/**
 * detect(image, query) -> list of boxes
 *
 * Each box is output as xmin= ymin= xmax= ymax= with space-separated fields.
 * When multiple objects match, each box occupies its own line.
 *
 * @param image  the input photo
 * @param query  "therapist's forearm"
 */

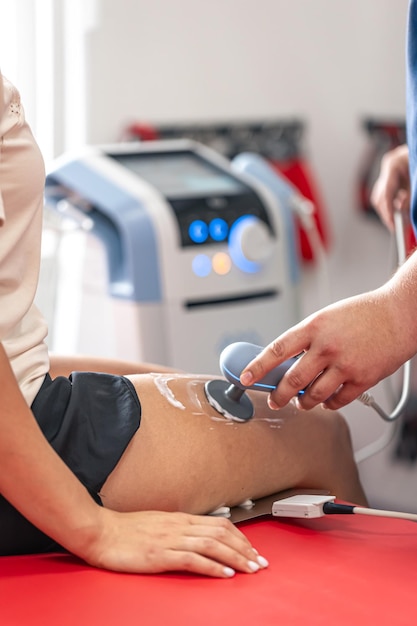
xmin=382 ymin=246 xmax=417 ymax=355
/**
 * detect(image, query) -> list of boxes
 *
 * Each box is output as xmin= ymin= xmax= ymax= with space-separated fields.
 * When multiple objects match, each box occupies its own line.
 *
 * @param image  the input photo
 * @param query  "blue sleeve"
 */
xmin=407 ymin=0 xmax=417 ymax=235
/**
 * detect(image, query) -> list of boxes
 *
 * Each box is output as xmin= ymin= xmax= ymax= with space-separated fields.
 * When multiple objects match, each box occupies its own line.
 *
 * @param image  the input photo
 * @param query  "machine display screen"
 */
xmin=109 ymin=151 xmax=248 ymax=198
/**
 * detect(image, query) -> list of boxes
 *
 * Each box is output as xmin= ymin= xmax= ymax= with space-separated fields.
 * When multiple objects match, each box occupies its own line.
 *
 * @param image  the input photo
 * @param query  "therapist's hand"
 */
xmin=370 ymin=144 xmax=410 ymax=232
xmin=240 ymin=287 xmax=412 ymax=412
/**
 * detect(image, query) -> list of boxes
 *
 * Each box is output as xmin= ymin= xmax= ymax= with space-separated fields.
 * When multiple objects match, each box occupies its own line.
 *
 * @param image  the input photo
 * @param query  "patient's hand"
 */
xmin=81 ymin=508 xmax=268 ymax=578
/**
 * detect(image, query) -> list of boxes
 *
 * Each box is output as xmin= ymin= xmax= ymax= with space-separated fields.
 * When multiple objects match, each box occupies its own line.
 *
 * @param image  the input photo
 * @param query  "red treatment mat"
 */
xmin=1 ymin=513 xmax=416 ymax=626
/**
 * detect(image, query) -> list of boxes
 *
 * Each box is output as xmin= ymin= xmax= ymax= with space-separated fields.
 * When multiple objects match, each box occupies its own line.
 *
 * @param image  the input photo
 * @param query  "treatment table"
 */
xmin=1 ymin=496 xmax=416 ymax=625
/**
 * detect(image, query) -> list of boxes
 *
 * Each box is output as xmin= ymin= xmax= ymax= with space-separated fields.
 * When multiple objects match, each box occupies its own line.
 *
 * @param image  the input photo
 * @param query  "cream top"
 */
xmin=0 ymin=72 xmax=49 ymax=405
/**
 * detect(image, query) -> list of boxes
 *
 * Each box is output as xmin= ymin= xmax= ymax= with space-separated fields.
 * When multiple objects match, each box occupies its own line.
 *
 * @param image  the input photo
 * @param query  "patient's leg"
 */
xmin=100 ymin=373 xmax=367 ymax=513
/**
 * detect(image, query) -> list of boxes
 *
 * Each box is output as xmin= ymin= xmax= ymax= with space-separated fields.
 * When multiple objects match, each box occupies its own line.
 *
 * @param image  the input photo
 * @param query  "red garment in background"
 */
xmin=270 ymin=158 xmax=331 ymax=263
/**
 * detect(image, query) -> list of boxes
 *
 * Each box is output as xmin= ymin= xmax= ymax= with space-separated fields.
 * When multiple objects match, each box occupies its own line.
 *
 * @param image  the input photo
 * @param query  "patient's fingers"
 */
xmin=169 ymin=517 xmax=269 ymax=578
xmin=89 ymin=509 xmax=269 ymax=578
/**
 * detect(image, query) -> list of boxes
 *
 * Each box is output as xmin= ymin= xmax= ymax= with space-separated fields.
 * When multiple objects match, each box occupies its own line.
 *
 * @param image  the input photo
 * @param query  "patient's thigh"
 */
xmin=100 ymin=372 xmax=349 ymax=514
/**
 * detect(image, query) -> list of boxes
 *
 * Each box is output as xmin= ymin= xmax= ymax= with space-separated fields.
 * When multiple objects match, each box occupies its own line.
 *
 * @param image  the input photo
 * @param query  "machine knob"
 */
xmin=228 ymin=215 xmax=274 ymax=273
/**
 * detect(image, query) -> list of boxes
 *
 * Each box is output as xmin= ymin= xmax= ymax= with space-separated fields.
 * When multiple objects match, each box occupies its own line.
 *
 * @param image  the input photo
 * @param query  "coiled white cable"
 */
xmin=355 ymin=210 xmax=412 ymax=463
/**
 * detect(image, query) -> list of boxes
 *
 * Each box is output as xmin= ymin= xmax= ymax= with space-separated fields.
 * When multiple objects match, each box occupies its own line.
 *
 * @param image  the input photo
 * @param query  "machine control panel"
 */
xmin=109 ymin=150 xmax=274 ymax=249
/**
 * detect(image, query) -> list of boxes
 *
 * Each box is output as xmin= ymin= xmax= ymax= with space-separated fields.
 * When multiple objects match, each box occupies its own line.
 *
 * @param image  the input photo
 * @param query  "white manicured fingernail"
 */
xmin=223 ymin=567 xmax=235 ymax=577
xmin=257 ymin=555 xmax=269 ymax=568
xmin=248 ymin=560 xmax=260 ymax=572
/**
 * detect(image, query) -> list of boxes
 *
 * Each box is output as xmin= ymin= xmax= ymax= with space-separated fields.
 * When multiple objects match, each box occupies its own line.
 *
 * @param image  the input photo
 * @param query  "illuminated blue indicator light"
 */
xmin=192 ymin=254 xmax=211 ymax=277
xmin=209 ymin=218 xmax=228 ymax=242
xmin=189 ymin=220 xmax=209 ymax=244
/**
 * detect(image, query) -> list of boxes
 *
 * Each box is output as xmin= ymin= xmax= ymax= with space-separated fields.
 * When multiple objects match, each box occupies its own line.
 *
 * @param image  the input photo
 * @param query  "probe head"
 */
xmin=204 ymin=379 xmax=254 ymax=422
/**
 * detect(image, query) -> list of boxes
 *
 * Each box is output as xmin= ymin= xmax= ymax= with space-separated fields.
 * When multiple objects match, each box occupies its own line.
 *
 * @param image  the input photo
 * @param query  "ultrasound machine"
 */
xmin=43 ymin=140 xmax=300 ymax=374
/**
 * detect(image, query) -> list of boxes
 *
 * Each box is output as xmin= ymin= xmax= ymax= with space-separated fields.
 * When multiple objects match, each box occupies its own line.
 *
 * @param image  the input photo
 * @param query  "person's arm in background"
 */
xmin=0 ymin=342 xmax=263 ymax=578
xmin=370 ymin=143 xmax=411 ymax=232
xmin=240 ymin=249 xmax=417 ymax=412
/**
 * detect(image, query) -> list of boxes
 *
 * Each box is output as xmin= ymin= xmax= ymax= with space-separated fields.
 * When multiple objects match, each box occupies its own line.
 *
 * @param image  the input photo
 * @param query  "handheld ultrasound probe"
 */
xmin=205 ymin=206 xmax=410 ymax=424
xmin=204 ymin=342 xmax=301 ymax=421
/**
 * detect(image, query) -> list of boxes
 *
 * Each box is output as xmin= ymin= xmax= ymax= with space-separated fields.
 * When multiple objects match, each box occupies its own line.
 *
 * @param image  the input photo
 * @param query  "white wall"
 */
xmin=75 ymin=0 xmax=410 ymax=318
xmin=57 ymin=0 xmax=410 ymax=277
xmin=82 ymin=0 xmax=408 ymax=258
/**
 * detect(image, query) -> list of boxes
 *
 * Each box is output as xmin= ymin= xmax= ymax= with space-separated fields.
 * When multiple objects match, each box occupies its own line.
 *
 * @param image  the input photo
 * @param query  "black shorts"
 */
xmin=0 ymin=372 xmax=141 ymax=556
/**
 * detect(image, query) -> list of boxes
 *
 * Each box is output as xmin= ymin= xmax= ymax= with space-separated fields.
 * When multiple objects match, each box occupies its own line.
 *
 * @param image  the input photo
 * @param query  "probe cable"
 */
xmin=322 ymin=500 xmax=417 ymax=523
xmin=356 ymin=209 xmax=411 ymax=423
xmin=354 ymin=210 xmax=412 ymax=463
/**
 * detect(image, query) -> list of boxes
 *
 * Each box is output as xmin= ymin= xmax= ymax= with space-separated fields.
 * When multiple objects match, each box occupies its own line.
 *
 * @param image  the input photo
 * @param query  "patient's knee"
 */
xmin=331 ymin=410 xmax=354 ymax=449
xmin=310 ymin=408 xmax=357 ymax=472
